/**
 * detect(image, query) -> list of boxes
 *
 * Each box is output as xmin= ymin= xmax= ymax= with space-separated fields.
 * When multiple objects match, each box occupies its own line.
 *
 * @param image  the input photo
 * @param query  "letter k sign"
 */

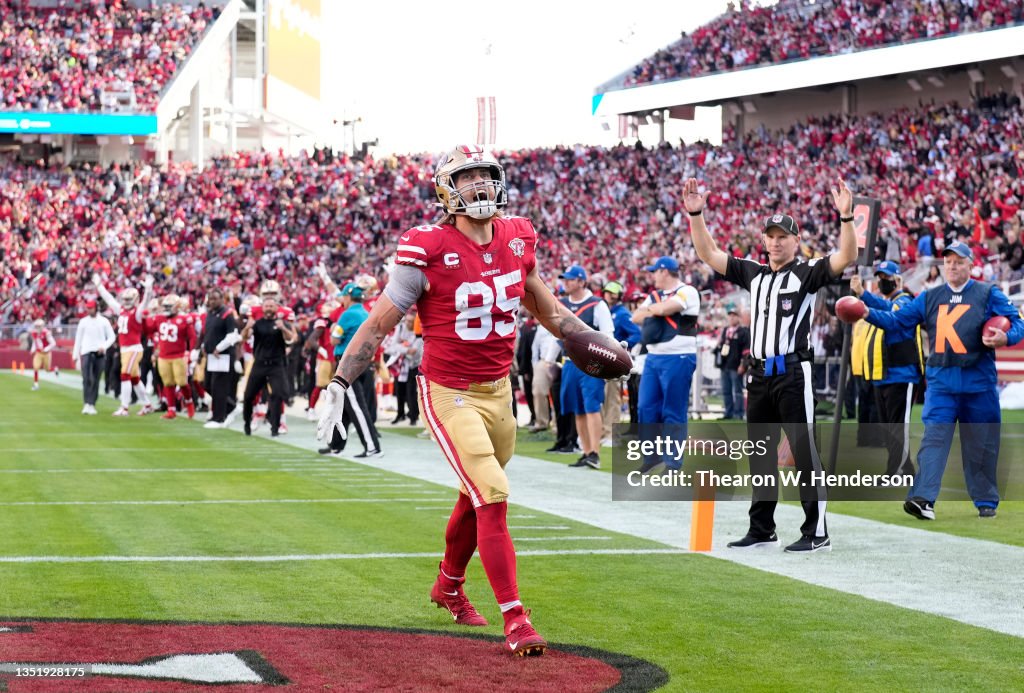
xmin=935 ymin=304 xmax=969 ymax=353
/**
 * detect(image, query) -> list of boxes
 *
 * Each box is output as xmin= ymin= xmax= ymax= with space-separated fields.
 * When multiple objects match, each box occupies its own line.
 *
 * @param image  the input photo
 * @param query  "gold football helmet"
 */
xmin=434 ymin=145 xmax=507 ymax=220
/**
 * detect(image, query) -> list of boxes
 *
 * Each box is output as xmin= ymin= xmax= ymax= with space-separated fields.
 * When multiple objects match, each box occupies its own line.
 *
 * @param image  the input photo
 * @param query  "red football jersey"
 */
xmin=114 ymin=308 xmax=146 ymax=349
xmin=30 ymin=328 xmax=55 ymax=354
xmin=153 ymin=313 xmax=197 ymax=359
xmin=313 ymin=316 xmax=333 ymax=358
xmin=395 ymin=216 xmax=537 ymax=389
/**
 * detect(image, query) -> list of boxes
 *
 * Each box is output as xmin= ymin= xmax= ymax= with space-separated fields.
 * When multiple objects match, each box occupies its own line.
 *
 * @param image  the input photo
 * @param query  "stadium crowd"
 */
xmin=2 ymin=96 xmax=1024 ymax=330
xmin=0 ymin=0 xmax=218 ymax=112
xmin=623 ymin=0 xmax=1024 ymax=87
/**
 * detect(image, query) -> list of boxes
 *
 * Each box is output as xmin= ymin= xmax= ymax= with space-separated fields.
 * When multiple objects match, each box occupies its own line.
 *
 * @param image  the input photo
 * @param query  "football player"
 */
xmin=304 ymin=298 xmax=340 ymax=420
xmin=316 ymin=145 xmax=602 ymax=657
xmin=153 ymin=293 xmax=197 ymax=419
xmin=94 ymin=274 xmax=155 ymax=415
xmin=29 ymin=318 xmax=57 ymax=390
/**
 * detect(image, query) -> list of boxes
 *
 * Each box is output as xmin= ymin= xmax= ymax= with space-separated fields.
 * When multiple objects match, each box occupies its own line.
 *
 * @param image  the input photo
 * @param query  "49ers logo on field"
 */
xmin=0 ymin=618 xmax=667 ymax=691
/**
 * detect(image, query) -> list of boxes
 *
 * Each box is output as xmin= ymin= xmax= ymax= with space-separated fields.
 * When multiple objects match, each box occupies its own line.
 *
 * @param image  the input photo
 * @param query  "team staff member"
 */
xmin=687 ymin=176 xmax=858 ymax=553
xmin=558 ymin=265 xmax=615 ymax=470
xmin=718 ymin=307 xmax=751 ymax=420
xmin=317 ymin=145 xmax=608 ymax=656
xmin=322 ymin=283 xmax=381 ymax=458
xmin=241 ymin=281 xmax=296 ymax=437
xmin=631 ymin=256 xmax=700 ymax=473
xmin=600 ymin=281 xmax=641 ymax=443
xmin=72 ymin=299 xmax=116 ymax=415
xmin=861 ymin=242 xmax=1024 ymax=519
xmin=850 ymin=261 xmax=922 ymax=476
xmin=200 ymin=288 xmax=241 ymax=429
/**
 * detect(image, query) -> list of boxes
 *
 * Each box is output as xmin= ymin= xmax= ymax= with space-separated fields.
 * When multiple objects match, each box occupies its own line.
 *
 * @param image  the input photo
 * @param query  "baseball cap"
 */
xmin=602 ymin=280 xmax=624 ymax=296
xmin=764 ymin=213 xmax=799 ymax=235
xmin=644 ymin=256 xmax=680 ymax=272
xmin=943 ymin=241 xmax=974 ymax=260
xmin=339 ymin=282 xmax=365 ymax=299
xmin=559 ymin=265 xmax=587 ymax=281
xmin=727 ymin=306 xmax=739 ymax=315
xmin=874 ymin=260 xmax=901 ymax=277
xmin=85 ymin=299 xmax=97 ymax=309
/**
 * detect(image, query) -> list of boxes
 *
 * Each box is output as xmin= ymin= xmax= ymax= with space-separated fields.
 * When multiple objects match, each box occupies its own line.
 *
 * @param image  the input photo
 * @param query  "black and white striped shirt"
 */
xmin=725 ymin=256 xmax=836 ymax=360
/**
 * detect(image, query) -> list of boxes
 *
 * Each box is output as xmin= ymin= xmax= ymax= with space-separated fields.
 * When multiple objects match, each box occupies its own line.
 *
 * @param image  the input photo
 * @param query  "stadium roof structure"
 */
xmin=593 ymin=23 xmax=1024 ymax=134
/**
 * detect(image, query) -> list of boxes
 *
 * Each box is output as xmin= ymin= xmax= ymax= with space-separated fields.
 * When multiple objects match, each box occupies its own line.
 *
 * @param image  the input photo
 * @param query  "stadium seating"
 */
xmin=1 ymin=98 xmax=1023 ymax=327
xmin=620 ymin=0 xmax=1024 ymax=88
xmin=0 ymin=0 xmax=218 ymax=112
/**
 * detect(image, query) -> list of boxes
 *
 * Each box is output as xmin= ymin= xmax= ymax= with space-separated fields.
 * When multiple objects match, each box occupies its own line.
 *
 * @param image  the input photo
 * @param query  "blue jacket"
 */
xmin=860 ymin=289 xmax=921 ymax=385
xmin=610 ymin=303 xmax=641 ymax=348
xmin=865 ymin=280 xmax=1024 ymax=393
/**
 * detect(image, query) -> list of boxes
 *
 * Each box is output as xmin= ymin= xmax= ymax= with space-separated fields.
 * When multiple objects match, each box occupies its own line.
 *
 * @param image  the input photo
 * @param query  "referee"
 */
xmin=686 ymin=176 xmax=858 ymax=553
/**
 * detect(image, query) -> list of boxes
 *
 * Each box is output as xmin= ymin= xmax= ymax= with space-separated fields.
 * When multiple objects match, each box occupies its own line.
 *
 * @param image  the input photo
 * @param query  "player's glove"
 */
xmin=316 ymin=376 xmax=349 ymax=442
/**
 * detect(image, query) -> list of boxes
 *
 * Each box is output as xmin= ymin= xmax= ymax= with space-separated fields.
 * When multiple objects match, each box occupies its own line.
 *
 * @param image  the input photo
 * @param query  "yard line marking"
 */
xmin=0 ymin=498 xmax=440 ymax=507
xmin=0 ymin=468 xmax=312 ymax=474
xmin=514 ymin=536 xmax=610 ymax=542
xmin=0 ymin=548 xmax=686 ymax=564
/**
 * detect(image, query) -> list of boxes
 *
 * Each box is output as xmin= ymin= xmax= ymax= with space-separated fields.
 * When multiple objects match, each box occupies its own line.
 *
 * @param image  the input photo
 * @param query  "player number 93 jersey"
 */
xmin=395 ymin=216 xmax=538 ymax=390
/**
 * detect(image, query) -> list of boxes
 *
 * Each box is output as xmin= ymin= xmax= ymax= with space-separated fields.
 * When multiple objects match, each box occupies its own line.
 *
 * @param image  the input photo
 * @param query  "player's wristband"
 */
xmin=331 ymin=375 xmax=350 ymax=389
xmin=840 ymin=215 xmax=854 ymax=223
xmin=688 ymin=209 xmax=704 ymax=217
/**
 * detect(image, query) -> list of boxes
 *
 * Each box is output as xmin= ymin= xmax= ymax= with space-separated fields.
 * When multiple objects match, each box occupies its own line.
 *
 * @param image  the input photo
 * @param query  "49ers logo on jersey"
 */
xmin=0 ymin=618 xmax=666 ymax=691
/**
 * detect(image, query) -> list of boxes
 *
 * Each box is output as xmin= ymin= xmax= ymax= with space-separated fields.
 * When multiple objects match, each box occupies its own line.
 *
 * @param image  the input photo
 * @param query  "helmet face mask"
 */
xmin=161 ymin=294 xmax=179 ymax=315
xmin=259 ymin=280 xmax=281 ymax=301
xmin=434 ymin=145 xmax=507 ymax=220
xmin=119 ymin=287 xmax=139 ymax=309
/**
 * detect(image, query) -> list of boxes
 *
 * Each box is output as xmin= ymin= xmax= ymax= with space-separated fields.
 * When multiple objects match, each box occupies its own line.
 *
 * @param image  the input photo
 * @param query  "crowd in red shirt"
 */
xmin=2 ymin=98 xmax=1023 ymax=326
xmin=0 ymin=0 xmax=217 ymax=112
xmin=622 ymin=0 xmax=1024 ymax=88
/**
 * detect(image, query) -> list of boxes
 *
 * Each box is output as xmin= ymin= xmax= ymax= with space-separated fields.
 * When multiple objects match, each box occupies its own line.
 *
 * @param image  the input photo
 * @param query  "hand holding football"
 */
xmin=983 ymin=315 xmax=1012 ymax=348
xmin=835 ymin=296 xmax=868 ymax=324
xmin=563 ymin=331 xmax=632 ymax=380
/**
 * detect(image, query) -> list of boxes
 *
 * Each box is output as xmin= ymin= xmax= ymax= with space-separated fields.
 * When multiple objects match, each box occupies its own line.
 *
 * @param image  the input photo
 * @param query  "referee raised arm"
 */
xmin=686 ymin=177 xmax=858 ymax=553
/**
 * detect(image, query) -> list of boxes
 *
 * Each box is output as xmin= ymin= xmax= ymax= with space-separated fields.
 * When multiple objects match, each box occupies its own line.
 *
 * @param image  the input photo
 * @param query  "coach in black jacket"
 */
xmin=201 ymin=288 xmax=240 ymax=428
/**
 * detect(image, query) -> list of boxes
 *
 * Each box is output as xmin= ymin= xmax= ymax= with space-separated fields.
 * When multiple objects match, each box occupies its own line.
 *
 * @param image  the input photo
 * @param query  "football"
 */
xmin=835 ymin=296 xmax=868 ymax=324
xmin=563 ymin=331 xmax=633 ymax=379
xmin=984 ymin=315 xmax=1012 ymax=343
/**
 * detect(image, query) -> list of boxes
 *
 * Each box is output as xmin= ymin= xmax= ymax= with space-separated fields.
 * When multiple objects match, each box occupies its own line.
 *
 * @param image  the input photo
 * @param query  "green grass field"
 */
xmin=2 ymin=372 xmax=1023 ymax=692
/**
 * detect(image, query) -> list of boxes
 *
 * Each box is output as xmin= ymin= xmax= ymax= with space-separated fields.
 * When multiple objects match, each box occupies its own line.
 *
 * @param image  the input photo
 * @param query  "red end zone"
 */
xmin=0 ymin=619 xmax=668 ymax=692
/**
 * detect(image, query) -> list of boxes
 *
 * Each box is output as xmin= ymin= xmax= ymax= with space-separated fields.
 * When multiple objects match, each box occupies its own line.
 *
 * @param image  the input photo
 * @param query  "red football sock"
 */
xmin=194 ymin=382 xmax=206 ymax=398
xmin=474 ymin=501 xmax=519 ymax=606
xmin=34 ymin=370 xmax=39 ymax=383
xmin=440 ymin=492 xmax=477 ymax=582
xmin=163 ymin=386 xmax=177 ymax=408
xmin=180 ymin=383 xmax=192 ymax=401
xmin=131 ymin=377 xmax=140 ymax=386
xmin=309 ymin=387 xmax=322 ymax=409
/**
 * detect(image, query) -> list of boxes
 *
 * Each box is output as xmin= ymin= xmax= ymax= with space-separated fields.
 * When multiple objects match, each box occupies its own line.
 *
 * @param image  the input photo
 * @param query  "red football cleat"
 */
xmin=161 ymin=410 xmax=176 ymax=420
xmin=186 ymin=401 xmax=196 ymax=419
xmin=504 ymin=608 xmax=546 ymax=657
xmin=430 ymin=574 xmax=488 ymax=626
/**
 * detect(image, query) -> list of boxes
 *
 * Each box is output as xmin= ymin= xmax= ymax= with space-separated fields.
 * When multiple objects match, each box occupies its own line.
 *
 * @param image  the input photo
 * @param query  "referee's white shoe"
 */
xmin=726 ymin=532 xmax=780 ymax=549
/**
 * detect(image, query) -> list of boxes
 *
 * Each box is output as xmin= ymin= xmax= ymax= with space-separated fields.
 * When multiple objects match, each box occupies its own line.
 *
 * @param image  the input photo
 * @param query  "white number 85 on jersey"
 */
xmin=454 ymin=270 xmax=521 ymax=341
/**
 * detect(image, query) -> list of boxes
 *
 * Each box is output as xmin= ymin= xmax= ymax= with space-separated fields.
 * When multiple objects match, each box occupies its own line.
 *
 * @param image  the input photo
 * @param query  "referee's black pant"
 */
xmin=745 ymin=362 xmax=827 ymax=539
xmin=873 ymin=382 xmax=916 ymax=477
xmin=243 ymin=357 xmax=288 ymax=434
xmin=329 ymin=368 xmax=381 ymax=453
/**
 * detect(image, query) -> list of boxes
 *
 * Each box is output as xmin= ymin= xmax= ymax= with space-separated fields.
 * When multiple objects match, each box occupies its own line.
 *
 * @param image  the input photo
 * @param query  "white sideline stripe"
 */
xmin=0 ymin=548 xmax=686 ymax=564
xmin=509 ymin=525 xmax=571 ymax=530
xmin=0 ymin=498 xmax=440 ymax=507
